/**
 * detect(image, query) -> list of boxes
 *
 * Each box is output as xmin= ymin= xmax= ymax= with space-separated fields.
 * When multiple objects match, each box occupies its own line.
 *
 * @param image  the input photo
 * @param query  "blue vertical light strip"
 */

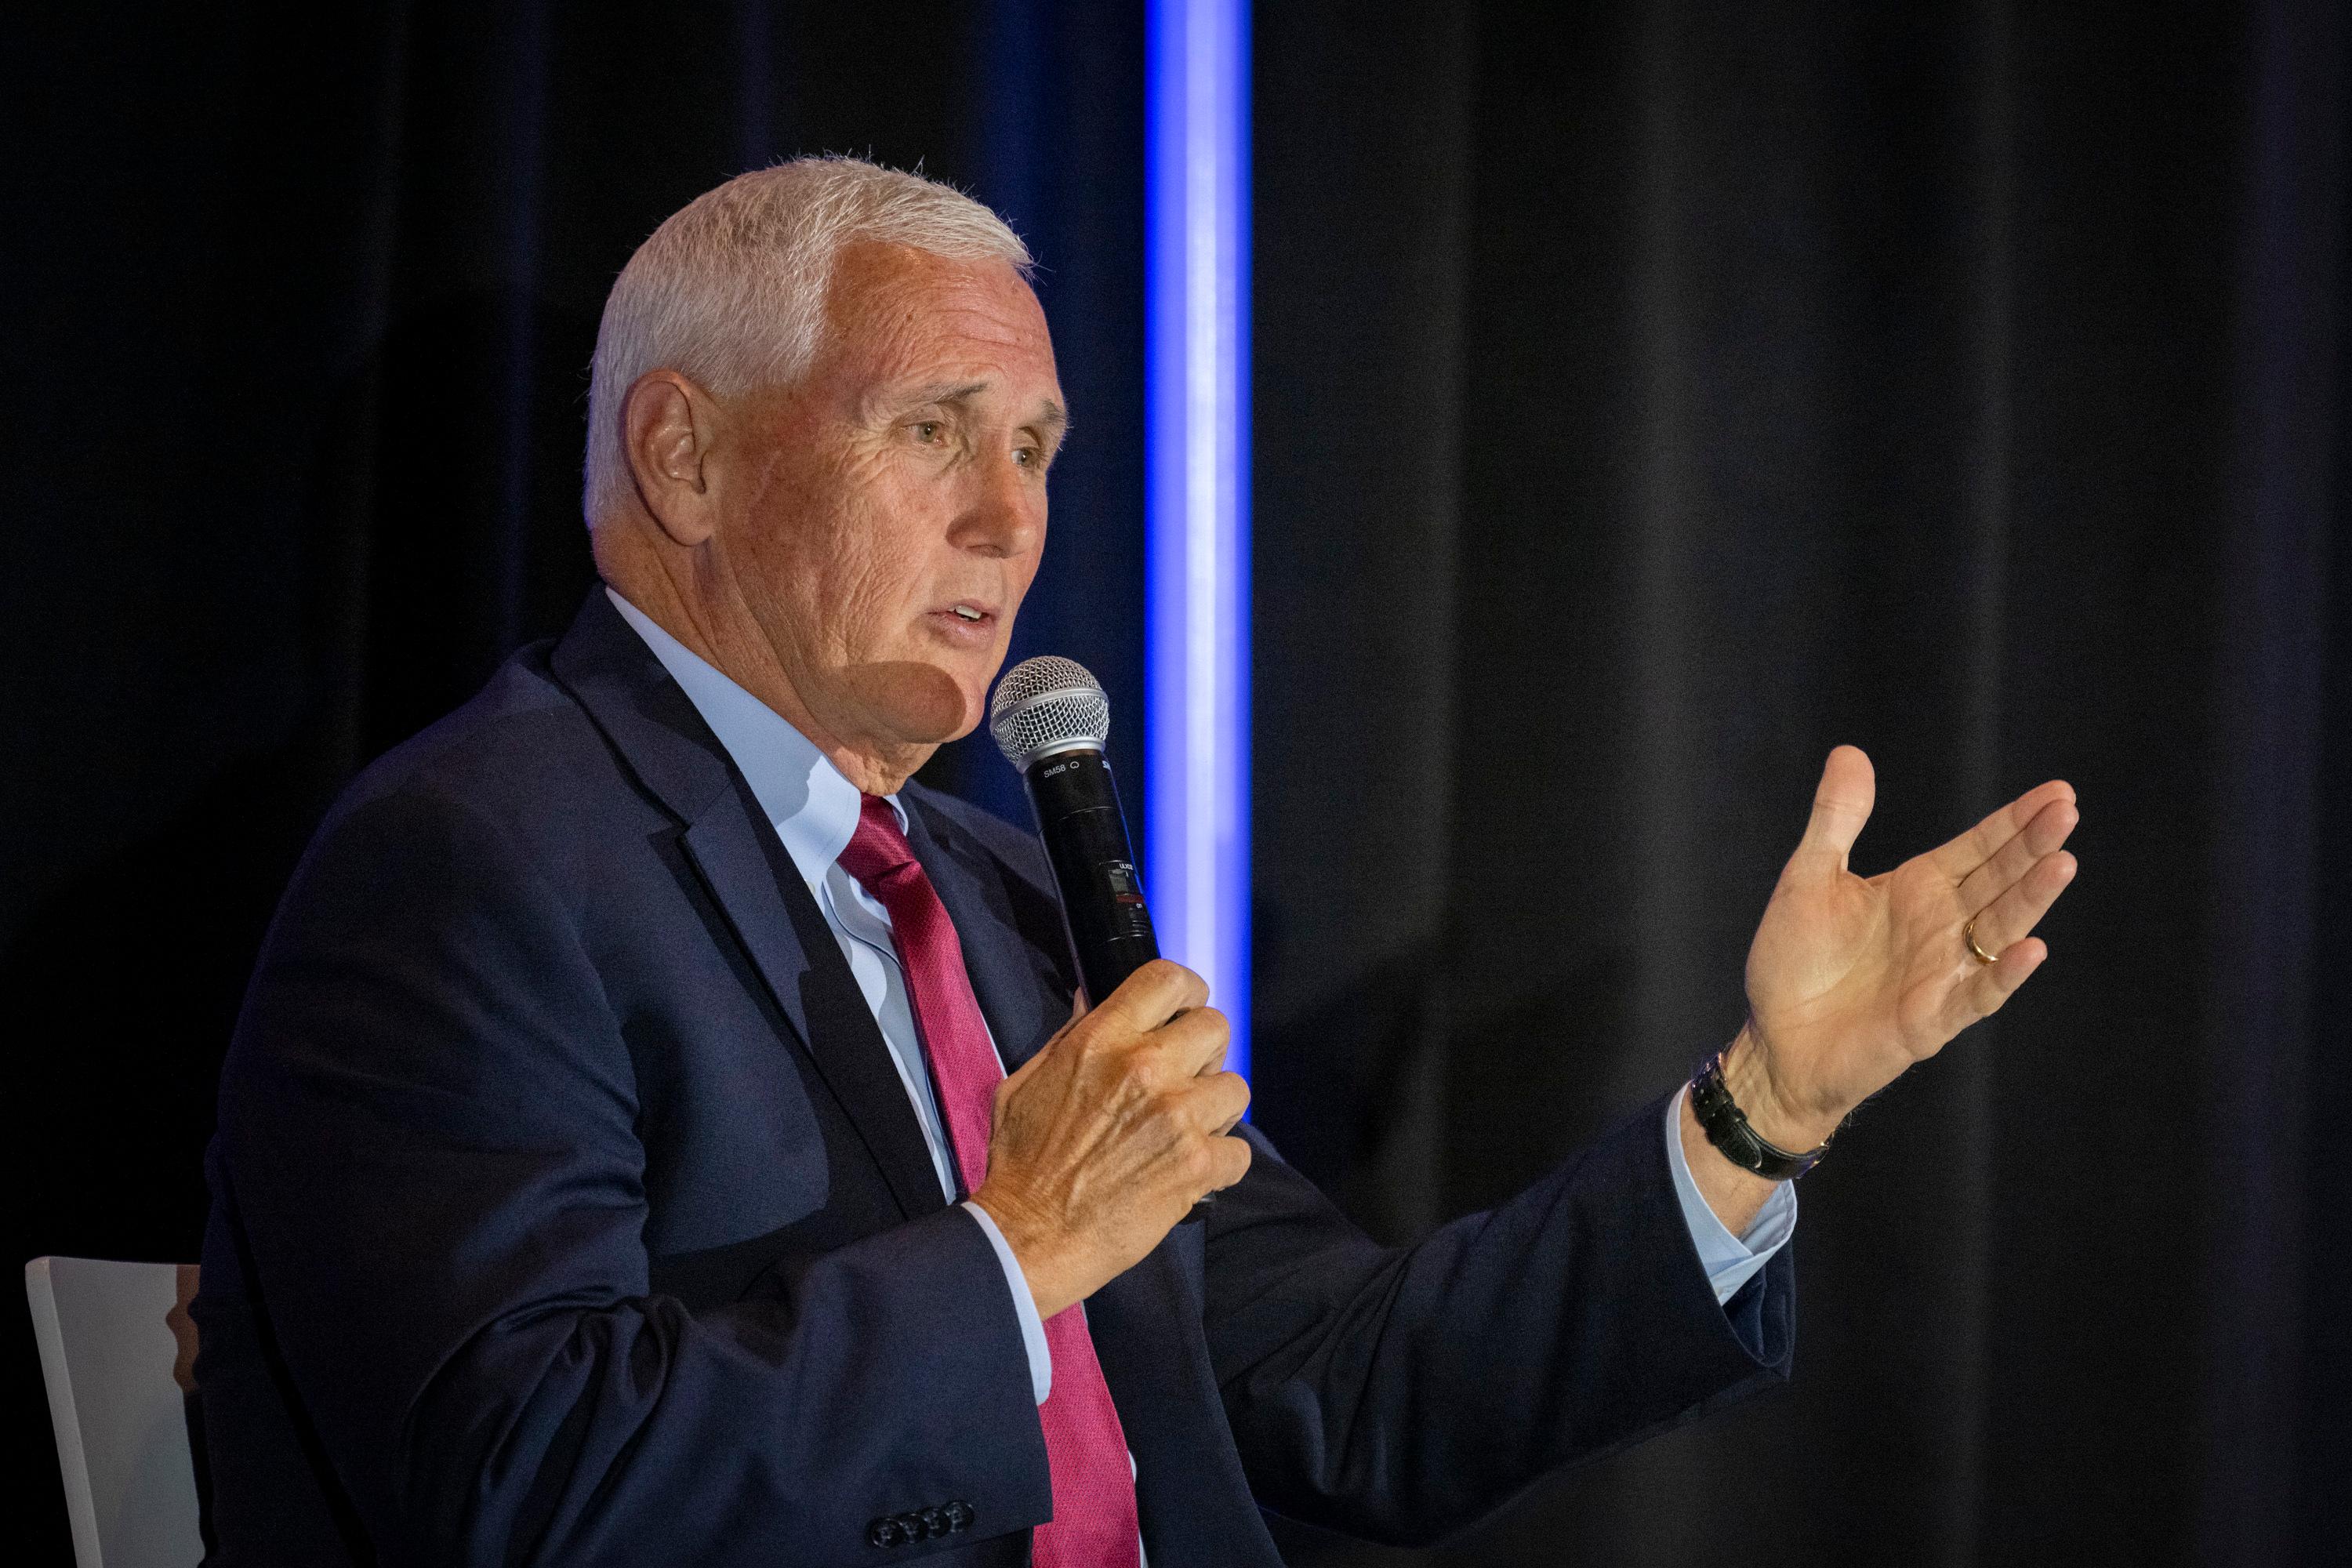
xmin=1145 ymin=0 xmax=1250 ymax=1082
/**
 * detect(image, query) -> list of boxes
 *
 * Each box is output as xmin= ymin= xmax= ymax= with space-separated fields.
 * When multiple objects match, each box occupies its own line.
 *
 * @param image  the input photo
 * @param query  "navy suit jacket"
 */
xmin=194 ymin=588 xmax=1793 ymax=1566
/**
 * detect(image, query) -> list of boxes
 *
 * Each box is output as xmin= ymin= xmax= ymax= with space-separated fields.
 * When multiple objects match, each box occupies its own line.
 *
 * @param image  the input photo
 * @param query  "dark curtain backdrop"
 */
xmin=5 ymin=3 xmax=2345 ymax=1566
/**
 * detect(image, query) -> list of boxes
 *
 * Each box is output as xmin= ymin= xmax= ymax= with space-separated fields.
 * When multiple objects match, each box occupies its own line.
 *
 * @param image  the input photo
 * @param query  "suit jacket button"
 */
xmin=946 ymin=1500 xmax=974 ymax=1531
xmin=919 ymin=1506 xmax=949 ymax=1537
xmin=898 ymin=1510 xmax=929 ymax=1540
xmin=868 ymin=1517 xmax=906 ymax=1548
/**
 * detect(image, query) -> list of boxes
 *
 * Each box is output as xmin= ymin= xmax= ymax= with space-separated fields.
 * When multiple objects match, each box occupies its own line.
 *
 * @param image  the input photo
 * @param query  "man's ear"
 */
xmin=622 ymin=369 xmax=720 ymax=546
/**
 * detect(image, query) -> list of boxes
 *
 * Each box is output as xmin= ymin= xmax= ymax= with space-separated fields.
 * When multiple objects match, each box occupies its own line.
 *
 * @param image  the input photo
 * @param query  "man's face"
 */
xmin=710 ymin=241 xmax=1064 ymax=756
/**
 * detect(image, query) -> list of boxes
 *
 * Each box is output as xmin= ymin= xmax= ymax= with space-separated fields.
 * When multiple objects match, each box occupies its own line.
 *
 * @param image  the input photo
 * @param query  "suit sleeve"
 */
xmin=1200 ymin=1098 xmax=1795 ymax=1547
xmin=215 ymin=783 xmax=1050 ymax=1567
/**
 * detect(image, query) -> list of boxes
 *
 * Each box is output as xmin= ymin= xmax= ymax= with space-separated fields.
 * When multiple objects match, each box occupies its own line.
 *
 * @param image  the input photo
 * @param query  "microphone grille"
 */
xmin=989 ymin=655 xmax=1111 ymax=766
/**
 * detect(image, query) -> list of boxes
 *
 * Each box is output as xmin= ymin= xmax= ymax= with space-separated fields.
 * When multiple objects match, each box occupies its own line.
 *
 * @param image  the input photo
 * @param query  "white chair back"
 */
xmin=25 ymin=1256 xmax=205 ymax=1568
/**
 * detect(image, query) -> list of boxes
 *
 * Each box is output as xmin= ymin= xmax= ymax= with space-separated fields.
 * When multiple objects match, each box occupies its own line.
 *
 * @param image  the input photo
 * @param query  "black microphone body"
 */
xmin=991 ymin=655 xmax=1216 ymax=1218
xmin=1019 ymin=746 xmax=1158 ymax=1005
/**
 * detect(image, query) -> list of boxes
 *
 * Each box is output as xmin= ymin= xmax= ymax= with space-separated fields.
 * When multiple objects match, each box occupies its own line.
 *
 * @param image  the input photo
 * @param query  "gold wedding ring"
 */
xmin=1962 ymin=916 xmax=1998 ymax=967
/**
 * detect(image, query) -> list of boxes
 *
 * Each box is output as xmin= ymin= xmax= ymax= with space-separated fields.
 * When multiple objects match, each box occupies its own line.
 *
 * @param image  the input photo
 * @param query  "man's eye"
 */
xmin=913 ymin=422 xmax=942 ymax=443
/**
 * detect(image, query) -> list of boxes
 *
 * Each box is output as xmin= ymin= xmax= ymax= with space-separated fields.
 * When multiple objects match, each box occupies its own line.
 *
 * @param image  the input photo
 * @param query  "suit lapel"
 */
xmin=550 ymin=587 xmax=946 ymax=1222
xmin=681 ymin=793 xmax=949 ymax=1221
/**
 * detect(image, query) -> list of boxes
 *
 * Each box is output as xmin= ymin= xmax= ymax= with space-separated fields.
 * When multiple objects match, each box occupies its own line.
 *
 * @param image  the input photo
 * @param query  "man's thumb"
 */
xmin=1794 ymin=744 xmax=1875 ymax=871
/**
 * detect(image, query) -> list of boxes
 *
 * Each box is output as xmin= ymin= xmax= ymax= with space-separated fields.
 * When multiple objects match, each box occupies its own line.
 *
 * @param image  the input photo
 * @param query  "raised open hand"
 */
xmin=1734 ymin=745 xmax=2078 ymax=1148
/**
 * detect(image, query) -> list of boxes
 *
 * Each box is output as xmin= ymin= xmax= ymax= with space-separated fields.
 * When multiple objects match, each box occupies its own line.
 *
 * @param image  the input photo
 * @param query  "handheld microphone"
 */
xmin=993 ymin=658 xmax=1225 ymax=1217
xmin=988 ymin=656 xmax=1158 ymax=1006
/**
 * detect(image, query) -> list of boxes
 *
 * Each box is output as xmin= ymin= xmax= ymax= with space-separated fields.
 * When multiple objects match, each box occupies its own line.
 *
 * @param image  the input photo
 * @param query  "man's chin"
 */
xmin=837 ymin=659 xmax=982 ymax=749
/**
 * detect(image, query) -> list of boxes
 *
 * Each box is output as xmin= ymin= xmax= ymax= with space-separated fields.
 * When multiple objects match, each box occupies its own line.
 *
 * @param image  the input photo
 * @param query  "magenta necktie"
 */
xmin=836 ymin=794 xmax=1141 ymax=1568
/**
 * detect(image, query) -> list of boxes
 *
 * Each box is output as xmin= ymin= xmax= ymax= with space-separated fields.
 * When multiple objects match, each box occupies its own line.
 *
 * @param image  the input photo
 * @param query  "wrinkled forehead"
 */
xmin=818 ymin=241 xmax=1058 ymax=390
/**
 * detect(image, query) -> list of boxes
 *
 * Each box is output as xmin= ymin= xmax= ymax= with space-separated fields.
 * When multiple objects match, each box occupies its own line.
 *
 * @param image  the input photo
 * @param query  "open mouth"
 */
xmin=928 ymin=601 xmax=999 ymax=637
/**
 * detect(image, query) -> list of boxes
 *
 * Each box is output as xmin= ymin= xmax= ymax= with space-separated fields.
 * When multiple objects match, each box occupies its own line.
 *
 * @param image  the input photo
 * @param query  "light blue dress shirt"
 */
xmin=1667 ymin=1086 xmax=1796 ymax=1300
xmin=608 ymin=586 xmax=1795 ymax=1419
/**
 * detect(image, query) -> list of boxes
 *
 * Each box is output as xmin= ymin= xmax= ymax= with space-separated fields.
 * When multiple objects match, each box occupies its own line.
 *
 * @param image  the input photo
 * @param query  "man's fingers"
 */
xmin=1177 ymin=1070 xmax=1251 ymax=1136
xmin=1930 ymin=779 xmax=2078 ymax=882
xmin=1965 ymin=849 xmax=2077 ymax=953
xmin=1089 ymin=958 xmax=1210 ymax=1033
xmin=1152 ymin=1004 xmax=1232 ymax=1079
xmin=1793 ymin=745 xmax=1877 ymax=871
xmin=1955 ymin=797 xmax=2079 ymax=913
xmin=1203 ymin=1128 xmax=1254 ymax=1192
xmin=1940 ymin=935 xmax=2048 ymax=1033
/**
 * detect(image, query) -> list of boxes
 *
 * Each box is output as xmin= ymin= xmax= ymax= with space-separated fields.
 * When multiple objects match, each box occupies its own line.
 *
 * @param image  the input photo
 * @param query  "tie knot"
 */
xmin=837 ymin=793 xmax=918 ymax=890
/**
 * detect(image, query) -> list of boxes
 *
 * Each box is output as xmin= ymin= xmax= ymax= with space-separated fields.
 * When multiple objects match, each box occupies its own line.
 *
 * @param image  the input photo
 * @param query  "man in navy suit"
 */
xmin=194 ymin=158 xmax=2082 ymax=1566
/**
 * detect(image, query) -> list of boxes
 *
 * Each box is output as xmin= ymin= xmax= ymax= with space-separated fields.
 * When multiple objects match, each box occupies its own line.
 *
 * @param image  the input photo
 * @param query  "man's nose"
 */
xmin=951 ymin=450 xmax=1044 ymax=559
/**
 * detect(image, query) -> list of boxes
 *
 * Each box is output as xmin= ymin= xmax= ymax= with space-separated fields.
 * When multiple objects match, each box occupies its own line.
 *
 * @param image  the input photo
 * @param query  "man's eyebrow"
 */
xmin=895 ymin=382 xmax=1068 ymax=439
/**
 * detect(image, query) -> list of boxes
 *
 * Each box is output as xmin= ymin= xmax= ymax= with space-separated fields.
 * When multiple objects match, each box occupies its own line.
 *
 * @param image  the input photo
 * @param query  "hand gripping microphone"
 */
xmin=988 ymin=656 xmax=1158 ymax=1004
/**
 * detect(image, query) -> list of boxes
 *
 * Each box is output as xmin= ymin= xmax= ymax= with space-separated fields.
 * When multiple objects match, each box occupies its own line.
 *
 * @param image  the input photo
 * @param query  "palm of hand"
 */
xmin=1741 ymin=746 xmax=2079 ymax=1133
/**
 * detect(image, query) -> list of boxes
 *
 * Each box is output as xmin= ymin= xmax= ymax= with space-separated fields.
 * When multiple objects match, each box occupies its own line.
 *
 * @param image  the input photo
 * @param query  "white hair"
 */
xmin=583 ymin=156 xmax=1032 ymax=526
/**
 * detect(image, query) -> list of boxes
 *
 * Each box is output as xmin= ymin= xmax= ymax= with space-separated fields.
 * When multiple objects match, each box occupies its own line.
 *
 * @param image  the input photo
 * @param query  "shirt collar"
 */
xmin=604 ymin=586 xmax=907 ymax=893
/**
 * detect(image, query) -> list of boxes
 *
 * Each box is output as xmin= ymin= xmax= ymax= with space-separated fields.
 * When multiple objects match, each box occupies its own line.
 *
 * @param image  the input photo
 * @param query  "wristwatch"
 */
xmin=1688 ymin=1054 xmax=1840 ymax=1180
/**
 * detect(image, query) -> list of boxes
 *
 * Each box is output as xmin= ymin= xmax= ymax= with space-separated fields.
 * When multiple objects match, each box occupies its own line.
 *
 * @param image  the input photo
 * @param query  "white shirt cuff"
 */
xmin=1664 ymin=1084 xmax=1798 ymax=1305
xmin=961 ymin=1200 xmax=1052 ymax=1404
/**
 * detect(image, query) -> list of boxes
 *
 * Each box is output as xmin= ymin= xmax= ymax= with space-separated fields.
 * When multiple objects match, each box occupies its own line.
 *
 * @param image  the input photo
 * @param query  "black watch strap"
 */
xmin=1688 ymin=1055 xmax=1837 ymax=1181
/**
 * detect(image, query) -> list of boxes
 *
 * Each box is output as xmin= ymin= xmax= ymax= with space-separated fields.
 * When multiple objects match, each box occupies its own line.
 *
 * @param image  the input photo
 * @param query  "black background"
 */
xmin=5 ymin=2 xmax=2347 ymax=1563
